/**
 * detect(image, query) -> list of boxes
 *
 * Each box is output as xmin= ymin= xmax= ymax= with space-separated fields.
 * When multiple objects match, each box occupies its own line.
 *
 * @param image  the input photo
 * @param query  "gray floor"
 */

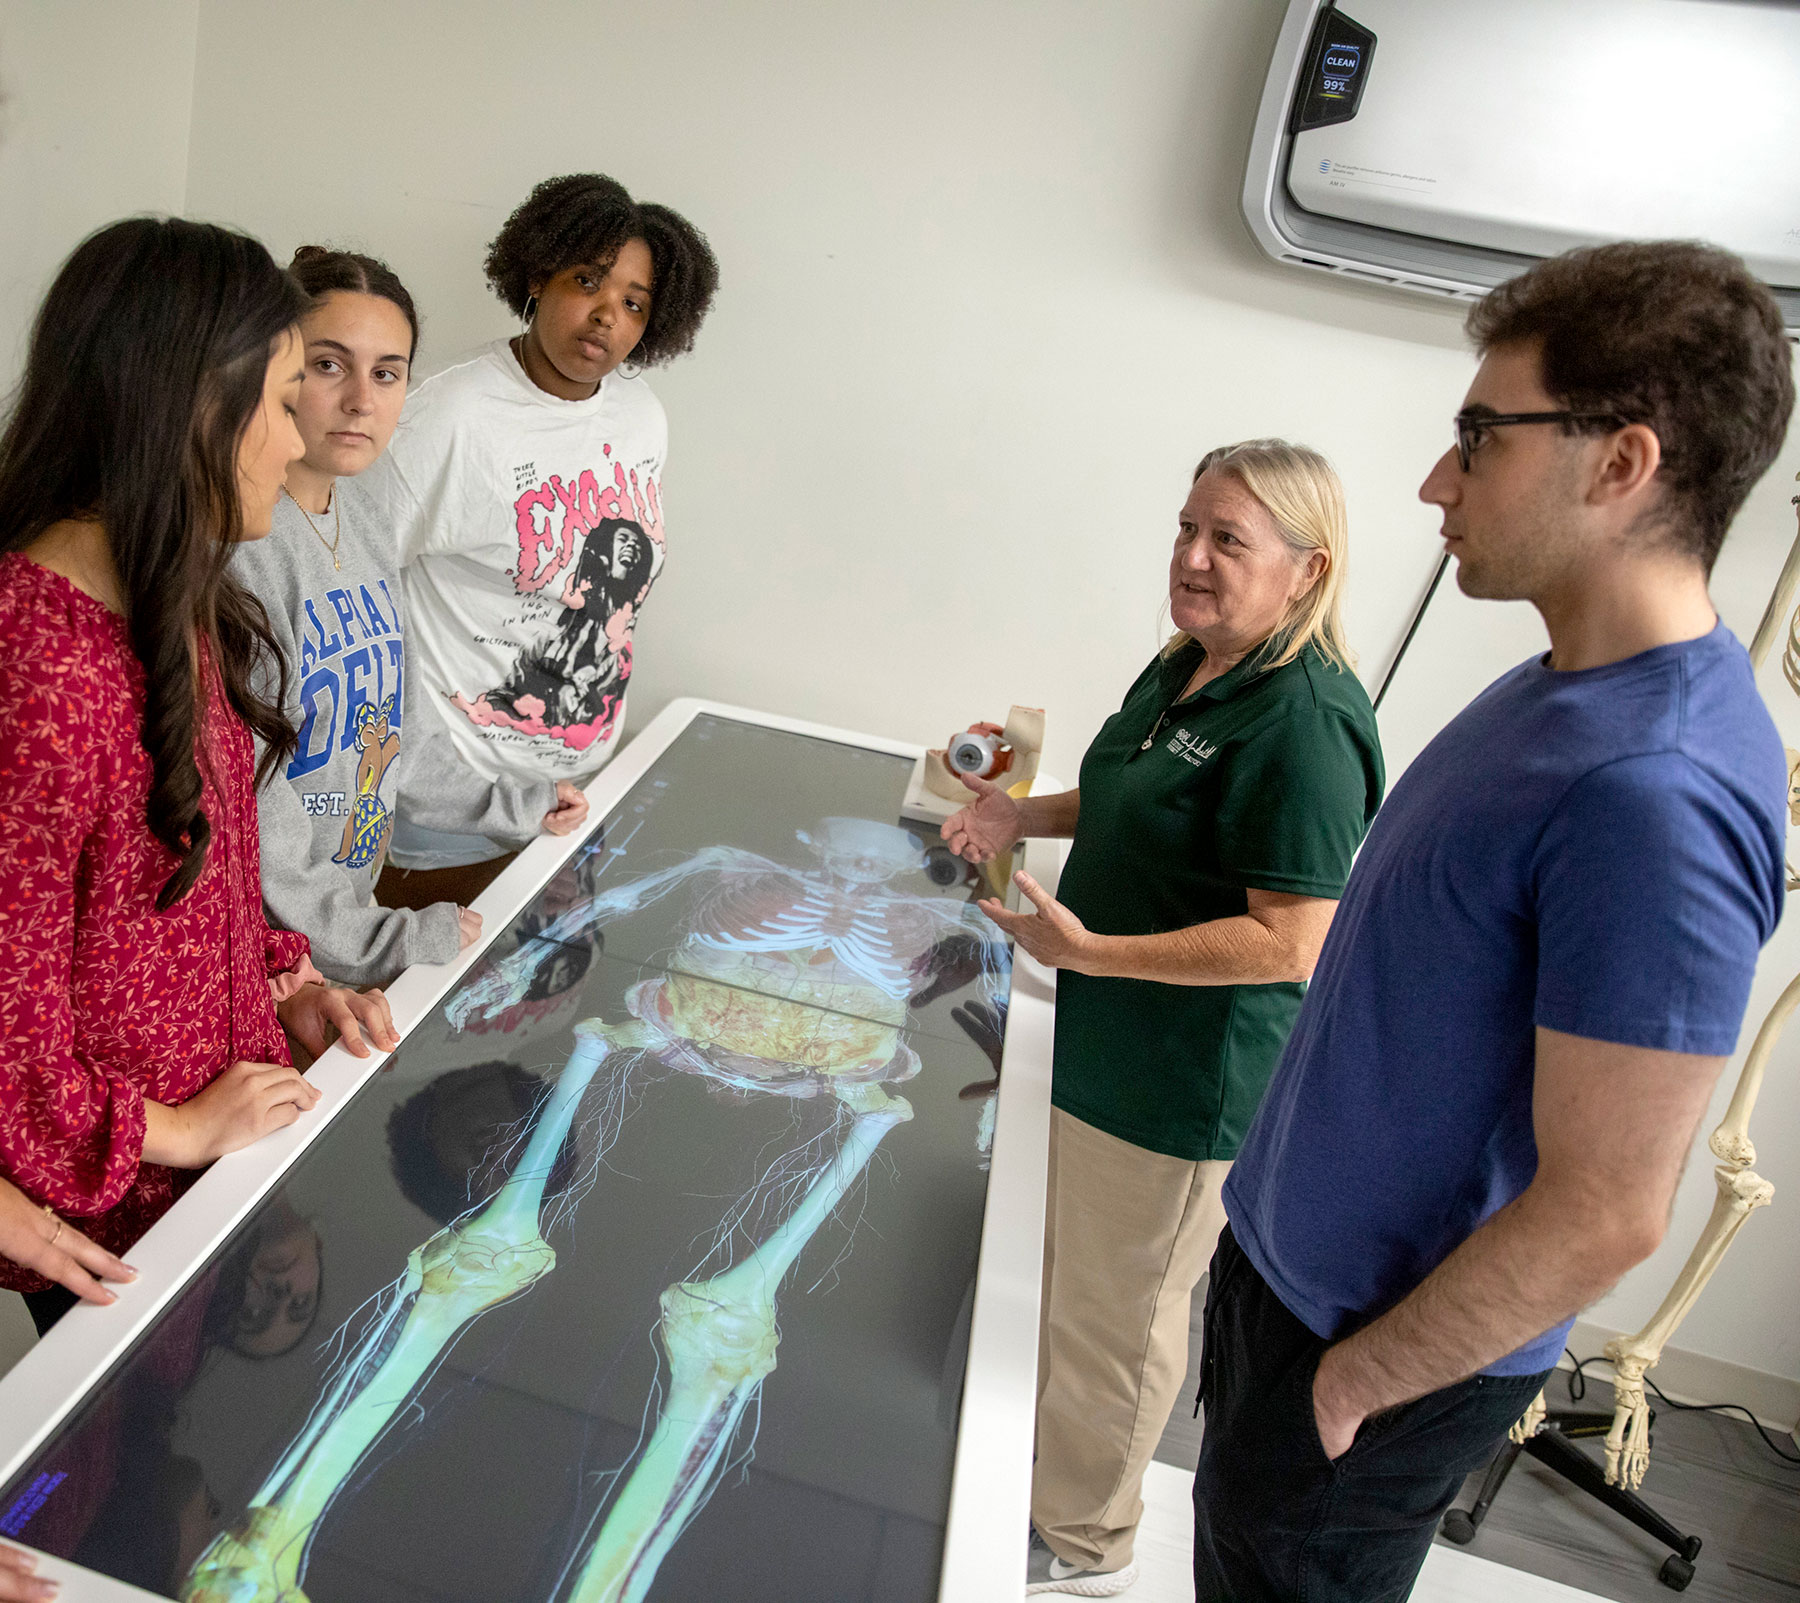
xmin=1155 ymin=1279 xmax=1800 ymax=1603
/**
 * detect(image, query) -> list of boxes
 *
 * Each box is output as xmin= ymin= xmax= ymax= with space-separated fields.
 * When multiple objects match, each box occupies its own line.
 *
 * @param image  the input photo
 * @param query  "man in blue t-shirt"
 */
xmin=1193 ymin=241 xmax=1794 ymax=1603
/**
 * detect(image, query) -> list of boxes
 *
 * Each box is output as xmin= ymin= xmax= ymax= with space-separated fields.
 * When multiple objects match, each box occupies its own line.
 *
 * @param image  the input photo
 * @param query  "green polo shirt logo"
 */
xmin=1050 ymin=640 xmax=1385 ymax=1162
xmin=1167 ymin=730 xmax=1219 ymax=766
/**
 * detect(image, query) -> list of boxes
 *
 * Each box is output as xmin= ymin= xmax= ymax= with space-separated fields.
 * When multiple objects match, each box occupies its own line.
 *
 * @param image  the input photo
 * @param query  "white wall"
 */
xmin=7 ymin=0 xmax=1800 ymax=1389
xmin=0 ymin=0 xmax=199 ymax=387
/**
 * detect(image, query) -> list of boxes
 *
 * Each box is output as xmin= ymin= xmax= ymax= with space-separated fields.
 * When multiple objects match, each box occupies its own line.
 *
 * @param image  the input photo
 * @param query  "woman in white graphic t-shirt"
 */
xmin=365 ymin=172 xmax=719 ymax=914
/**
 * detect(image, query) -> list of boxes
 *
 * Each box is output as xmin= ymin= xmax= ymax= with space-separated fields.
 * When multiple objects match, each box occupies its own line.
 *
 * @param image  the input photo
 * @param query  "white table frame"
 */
xmin=0 ymin=697 xmax=1054 ymax=1603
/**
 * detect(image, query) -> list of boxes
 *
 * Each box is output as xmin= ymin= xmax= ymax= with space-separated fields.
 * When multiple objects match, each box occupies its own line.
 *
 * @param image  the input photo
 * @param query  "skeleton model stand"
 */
xmin=1443 ymin=480 xmax=1798 ymax=1592
xmin=184 ymin=819 xmax=1007 ymax=1603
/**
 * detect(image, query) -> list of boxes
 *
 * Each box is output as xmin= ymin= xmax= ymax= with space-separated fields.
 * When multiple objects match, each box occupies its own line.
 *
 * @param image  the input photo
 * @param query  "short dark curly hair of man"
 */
xmin=1466 ymin=240 xmax=1794 ymax=573
xmin=484 ymin=173 xmax=718 ymax=367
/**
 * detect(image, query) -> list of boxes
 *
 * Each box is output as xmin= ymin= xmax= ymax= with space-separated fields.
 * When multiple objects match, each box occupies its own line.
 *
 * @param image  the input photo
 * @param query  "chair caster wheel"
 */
xmin=1659 ymin=1554 xmax=1695 ymax=1590
xmin=1440 ymin=1509 xmax=1477 ymax=1545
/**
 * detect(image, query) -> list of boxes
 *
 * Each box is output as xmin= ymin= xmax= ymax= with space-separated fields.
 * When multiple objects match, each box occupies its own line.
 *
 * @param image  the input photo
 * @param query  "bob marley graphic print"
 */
xmin=450 ymin=458 xmax=665 ymax=753
xmin=373 ymin=340 xmax=670 ymax=788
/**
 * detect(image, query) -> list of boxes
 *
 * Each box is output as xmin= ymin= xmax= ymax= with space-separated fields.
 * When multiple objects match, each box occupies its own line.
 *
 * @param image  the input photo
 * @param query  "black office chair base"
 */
xmin=1440 ymin=1409 xmax=1702 ymax=1590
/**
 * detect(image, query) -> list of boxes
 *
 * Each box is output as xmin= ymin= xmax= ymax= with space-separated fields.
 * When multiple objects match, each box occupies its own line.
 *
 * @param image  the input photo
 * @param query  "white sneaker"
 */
xmin=1025 ymin=1530 xmax=1139 ymax=1596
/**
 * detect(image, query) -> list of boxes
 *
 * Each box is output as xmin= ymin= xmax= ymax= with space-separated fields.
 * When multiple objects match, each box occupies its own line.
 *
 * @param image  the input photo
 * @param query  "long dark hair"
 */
xmin=0 ymin=217 xmax=308 ymax=908
xmin=288 ymin=244 xmax=420 ymax=358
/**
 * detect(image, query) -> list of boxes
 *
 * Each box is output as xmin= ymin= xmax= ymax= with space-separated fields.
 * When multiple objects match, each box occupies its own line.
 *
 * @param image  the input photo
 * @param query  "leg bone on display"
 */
xmin=565 ymin=1083 xmax=912 ymax=1603
xmin=182 ymin=1027 xmax=620 ymax=1603
xmin=184 ymin=810 xmax=1007 ymax=1602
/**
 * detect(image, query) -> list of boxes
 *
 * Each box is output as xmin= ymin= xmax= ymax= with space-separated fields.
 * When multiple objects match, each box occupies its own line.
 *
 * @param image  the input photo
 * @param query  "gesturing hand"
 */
xmin=0 ymin=1176 xmax=134 ymax=1309
xmin=543 ymin=782 xmax=590 ymax=837
xmin=276 ymin=983 xmax=400 ymax=1060
xmin=940 ymin=773 xmax=1022 ymax=865
xmin=976 ymin=871 xmax=1102 ymax=973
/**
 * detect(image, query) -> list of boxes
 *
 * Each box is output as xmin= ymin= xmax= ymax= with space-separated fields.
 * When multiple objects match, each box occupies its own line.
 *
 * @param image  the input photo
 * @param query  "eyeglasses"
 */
xmin=1453 ymin=409 xmax=1624 ymax=472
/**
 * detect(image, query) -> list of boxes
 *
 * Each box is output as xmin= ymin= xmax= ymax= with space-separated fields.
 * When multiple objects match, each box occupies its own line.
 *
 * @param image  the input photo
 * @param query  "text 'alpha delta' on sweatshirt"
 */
xmin=232 ymin=476 xmax=555 ymax=986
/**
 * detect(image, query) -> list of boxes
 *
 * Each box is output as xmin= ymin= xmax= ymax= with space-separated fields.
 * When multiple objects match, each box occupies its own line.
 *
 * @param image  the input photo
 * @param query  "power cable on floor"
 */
xmin=1564 ymin=1350 xmax=1800 ymax=1468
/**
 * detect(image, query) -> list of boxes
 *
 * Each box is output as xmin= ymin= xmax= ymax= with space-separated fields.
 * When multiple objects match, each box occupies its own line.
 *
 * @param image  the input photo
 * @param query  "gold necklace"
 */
xmin=285 ymin=485 xmax=342 ymax=571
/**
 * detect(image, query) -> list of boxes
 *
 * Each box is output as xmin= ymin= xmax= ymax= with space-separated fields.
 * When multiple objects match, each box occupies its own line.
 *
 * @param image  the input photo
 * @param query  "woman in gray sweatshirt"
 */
xmin=233 ymin=247 xmax=589 ymax=987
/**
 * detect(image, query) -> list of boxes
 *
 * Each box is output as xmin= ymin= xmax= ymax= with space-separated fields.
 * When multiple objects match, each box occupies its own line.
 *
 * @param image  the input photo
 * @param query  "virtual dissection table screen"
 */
xmin=1 ymin=715 xmax=1015 ymax=1603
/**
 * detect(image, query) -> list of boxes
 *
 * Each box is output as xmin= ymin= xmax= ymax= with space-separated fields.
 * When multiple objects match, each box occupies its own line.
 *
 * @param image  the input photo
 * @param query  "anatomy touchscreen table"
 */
xmin=0 ymin=706 xmax=1051 ymax=1603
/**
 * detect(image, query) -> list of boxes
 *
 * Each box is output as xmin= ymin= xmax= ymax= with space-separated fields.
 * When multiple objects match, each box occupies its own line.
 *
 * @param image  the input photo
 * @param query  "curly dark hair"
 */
xmin=484 ymin=173 xmax=718 ymax=366
xmin=1467 ymin=241 xmax=1794 ymax=573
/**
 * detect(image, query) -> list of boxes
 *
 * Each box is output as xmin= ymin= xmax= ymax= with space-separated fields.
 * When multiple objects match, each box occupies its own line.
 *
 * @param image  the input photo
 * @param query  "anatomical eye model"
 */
xmin=183 ymin=816 xmax=1011 ymax=1603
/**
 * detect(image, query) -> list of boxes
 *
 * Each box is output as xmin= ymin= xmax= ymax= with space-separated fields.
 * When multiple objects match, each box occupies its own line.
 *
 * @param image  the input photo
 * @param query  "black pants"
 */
xmin=21 ymin=1284 xmax=77 ymax=1336
xmin=1192 ymin=1226 xmax=1549 ymax=1603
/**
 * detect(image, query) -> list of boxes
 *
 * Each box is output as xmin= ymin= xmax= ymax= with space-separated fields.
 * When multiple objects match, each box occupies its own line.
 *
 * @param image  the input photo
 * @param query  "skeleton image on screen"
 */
xmin=467 ymin=517 xmax=657 ymax=743
xmin=183 ymin=817 xmax=1008 ymax=1603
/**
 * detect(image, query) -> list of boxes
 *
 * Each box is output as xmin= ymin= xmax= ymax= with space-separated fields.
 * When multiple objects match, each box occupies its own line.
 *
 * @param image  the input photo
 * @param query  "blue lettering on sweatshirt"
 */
xmin=287 ymin=584 xmax=407 ymax=780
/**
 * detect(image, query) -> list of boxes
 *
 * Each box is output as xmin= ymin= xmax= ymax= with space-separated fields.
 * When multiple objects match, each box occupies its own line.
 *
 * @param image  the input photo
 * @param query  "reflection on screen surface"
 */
xmin=1 ymin=716 xmax=1015 ymax=1603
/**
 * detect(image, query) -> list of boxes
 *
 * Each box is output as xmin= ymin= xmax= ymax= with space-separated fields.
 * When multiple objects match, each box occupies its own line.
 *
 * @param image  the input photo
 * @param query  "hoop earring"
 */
xmin=619 ymin=359 xmax=644 ymax=380
xmin=520 ymin=294 xmax=538 ymax=334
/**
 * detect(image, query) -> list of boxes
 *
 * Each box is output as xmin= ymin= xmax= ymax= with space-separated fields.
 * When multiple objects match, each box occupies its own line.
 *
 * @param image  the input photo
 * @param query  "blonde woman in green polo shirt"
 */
xmin=944 ymin=439 xmax=1384 ymax=1597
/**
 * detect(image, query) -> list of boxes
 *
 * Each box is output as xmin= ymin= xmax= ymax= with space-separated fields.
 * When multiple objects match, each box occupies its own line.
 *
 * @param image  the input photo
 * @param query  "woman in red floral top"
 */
xmin=0 ymin=219 xmax=400 ymax=1339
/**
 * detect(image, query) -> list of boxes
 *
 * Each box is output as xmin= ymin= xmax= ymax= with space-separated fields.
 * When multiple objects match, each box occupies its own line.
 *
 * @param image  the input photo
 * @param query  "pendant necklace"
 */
xmin=285 ymin=485 xmax=342 ymax=571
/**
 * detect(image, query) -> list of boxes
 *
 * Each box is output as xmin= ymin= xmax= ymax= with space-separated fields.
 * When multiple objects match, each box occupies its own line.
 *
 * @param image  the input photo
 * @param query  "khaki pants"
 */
xmin=1033 ymin=1107 xmax=1231 ymax=1573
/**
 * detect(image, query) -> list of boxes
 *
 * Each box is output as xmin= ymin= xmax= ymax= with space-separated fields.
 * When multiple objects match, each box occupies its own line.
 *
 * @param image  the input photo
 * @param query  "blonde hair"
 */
xmin=1162 ymin=437 xmax=1356 ymax=673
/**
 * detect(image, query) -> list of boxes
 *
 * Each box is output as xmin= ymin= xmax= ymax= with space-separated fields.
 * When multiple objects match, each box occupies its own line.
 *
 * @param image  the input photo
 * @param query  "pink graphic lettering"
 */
xmin=595 ymin=463 xmax=626 ymax=523
xmin=516 ymin=467 xmax=651 ymax=596
xmin=512 ymin=485 xmax=559 ymax=590
xmin=475 ymin=460 xmax=661 ymax=750
xmin=576 ymin=468 xmax=603 ymax=530
xmin=638 ymin=472 xmax=665 ymax=546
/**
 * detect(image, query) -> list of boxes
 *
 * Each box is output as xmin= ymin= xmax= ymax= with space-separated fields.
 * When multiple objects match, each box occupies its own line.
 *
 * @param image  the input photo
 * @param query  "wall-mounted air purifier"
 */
xmin=1243 ymin=0 xmax=1800 ymax=329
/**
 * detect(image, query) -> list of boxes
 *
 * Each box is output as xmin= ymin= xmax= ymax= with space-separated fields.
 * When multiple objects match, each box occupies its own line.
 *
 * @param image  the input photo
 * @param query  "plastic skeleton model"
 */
xmin=1594 ymin=993 xmax=1780 ymax=1488
xmin=1507 ymin=487 xmax=1800 ymax=1490
xmin=184 ymin=818 xmax=1008 ymax=1602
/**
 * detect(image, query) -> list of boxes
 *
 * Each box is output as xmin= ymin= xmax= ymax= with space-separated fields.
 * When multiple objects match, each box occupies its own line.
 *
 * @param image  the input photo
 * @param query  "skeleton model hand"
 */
xmin=1595 ymin=984 xmax=1781 ymax=1490
xmin=186 ymin=818 xmax=1009 ymax=1602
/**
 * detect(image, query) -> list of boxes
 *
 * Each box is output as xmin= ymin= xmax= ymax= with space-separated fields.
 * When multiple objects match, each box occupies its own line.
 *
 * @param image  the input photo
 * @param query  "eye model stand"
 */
xmin=1441 ymin=482 xmax=1800 ymax=1593
xmin=901 ymin=705 xmax=1044 ymax=826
